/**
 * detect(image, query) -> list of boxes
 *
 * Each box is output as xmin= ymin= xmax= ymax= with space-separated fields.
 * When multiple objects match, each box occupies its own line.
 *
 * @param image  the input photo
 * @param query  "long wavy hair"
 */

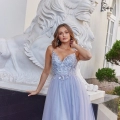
xmin=52 ymin=23 xmax=77 ymax=48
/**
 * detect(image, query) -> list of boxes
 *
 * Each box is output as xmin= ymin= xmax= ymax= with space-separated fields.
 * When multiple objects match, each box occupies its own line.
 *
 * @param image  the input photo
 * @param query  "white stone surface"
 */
xmin=88 ymin=90 xmax=105 ymax=101
xmin=97 ymin=104 xmax=117 ymax=120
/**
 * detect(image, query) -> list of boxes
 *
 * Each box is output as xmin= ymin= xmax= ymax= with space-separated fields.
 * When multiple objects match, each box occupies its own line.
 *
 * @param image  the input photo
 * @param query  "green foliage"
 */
xmin=113 ymin=86 xmax=120 ymax=96
xmin=96 ymin=68 xmax=118 ymax=83
xmin=105 ymin=40 xmax=120 ymax=66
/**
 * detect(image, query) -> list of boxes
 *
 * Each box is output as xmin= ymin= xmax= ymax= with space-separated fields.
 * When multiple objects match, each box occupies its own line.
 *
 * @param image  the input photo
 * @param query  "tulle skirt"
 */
xmin=42 ymin=74 xmax=95 ymax=120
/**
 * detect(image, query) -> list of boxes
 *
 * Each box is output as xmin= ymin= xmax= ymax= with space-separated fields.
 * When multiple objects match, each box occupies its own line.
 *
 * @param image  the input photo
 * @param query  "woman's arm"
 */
xmin=28 ymin=45 xmax=52 ymax=96
xmin=71 ymin=41 xmax=92 ymax=61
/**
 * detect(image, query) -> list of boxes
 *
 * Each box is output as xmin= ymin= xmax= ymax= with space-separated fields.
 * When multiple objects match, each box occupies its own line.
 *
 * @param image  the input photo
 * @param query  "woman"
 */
xmin=28 ymin=23 xmax=95 ymax=120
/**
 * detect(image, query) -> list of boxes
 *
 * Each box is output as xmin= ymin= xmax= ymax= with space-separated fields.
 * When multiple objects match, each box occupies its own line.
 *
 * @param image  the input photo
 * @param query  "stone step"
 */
xmin=97 ymin=104 xmax=117 ymax=120
xmin=92 ymin=94 xmax=119 ymax=120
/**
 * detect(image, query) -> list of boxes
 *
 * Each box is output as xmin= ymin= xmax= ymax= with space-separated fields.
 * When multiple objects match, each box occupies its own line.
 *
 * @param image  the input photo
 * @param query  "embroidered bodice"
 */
xmin=51 ymin=51 xmax=77 ymax=76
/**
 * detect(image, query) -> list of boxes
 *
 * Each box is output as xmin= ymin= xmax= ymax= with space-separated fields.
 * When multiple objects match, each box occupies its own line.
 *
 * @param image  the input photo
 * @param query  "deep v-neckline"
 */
xmin=52 ymin=51 xmax=75 ymax=62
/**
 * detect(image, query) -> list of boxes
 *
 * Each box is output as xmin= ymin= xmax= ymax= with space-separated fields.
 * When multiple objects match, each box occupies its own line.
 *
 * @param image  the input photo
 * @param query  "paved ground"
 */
xmin=99 ymin=82 xmax=120 ymax=92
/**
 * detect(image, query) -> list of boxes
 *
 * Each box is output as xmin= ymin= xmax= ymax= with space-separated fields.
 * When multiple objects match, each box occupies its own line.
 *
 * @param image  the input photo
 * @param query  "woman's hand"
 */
xmin=70 ymin=39 xmax=92 ymax=60
xmin=70 ymin=40 xmax=77 ymax=48
xmin=27 ymin=90 xmax=38 ymax=96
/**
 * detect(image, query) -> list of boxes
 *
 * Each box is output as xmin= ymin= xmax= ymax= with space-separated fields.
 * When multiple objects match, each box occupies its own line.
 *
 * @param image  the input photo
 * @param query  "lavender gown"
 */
xmin=42 ymin=51 xmax=95 ymax=120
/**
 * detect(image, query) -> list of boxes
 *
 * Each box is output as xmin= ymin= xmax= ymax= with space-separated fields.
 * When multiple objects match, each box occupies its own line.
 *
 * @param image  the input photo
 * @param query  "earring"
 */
xmin=57 ymin=39 xmax=60 ymax=46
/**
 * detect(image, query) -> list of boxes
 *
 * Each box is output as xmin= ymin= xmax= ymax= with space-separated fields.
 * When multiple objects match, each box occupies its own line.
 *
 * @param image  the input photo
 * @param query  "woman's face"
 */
xmin=58 ymin=26 xmax=71 ymax=43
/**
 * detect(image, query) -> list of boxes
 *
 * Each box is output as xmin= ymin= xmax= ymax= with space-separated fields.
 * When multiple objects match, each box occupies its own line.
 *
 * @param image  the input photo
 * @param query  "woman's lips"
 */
xmin=63 ymin=38 xmax=67 ymax=40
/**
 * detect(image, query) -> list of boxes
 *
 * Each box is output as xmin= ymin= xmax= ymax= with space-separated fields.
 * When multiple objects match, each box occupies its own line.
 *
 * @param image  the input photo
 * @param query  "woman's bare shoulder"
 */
xmin=46 ymin=45 xmax=54 ymax=54
xmin=47 ymin=45 xmax=53 ymax=49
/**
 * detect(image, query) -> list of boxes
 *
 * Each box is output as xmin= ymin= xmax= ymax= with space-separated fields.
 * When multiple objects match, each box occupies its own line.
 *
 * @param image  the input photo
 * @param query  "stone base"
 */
xmin=88 ymin=90 xmax=105 ymax=101
xmin=0 ymin=81 xmax=105 ymax=101
xmin=92 ymin=94 xmax=119 ymax=120
xmin=97 ymin=104 xmax=117 ymax=120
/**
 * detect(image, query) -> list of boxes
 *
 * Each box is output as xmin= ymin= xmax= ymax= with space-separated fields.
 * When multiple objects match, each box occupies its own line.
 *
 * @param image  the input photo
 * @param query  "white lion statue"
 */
xmin=0 ymin=0 xmax=98 ymax=92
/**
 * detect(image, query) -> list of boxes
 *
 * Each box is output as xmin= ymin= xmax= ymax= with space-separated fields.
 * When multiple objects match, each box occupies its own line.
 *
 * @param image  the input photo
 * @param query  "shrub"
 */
xmin=105 ymin=40 xmax=120 ymax=66
xmin=113 ymin=86 xmax=120 ymax=96
xmin=96 ymin=68 xmax=118 ymax=83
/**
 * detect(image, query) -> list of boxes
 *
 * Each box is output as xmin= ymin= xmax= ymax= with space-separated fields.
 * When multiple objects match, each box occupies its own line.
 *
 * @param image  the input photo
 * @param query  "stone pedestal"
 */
xmin=0 ymin=81 xmax=105 ymax=101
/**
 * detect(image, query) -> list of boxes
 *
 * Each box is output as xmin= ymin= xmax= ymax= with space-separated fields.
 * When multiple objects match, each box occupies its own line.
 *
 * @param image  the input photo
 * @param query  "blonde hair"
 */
xmin=52 ymin=23 xmax=77 ymax=48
